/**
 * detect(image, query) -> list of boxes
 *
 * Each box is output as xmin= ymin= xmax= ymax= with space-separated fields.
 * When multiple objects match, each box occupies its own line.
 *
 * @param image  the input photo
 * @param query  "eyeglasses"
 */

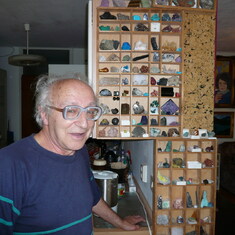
xmin=47 ymin=105 xmax=102 ymax=121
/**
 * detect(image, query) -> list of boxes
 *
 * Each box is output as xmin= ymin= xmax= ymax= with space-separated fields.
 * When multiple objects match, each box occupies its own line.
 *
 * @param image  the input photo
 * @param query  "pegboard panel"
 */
xmin=182 ymin=12 xmax=216 ymax=132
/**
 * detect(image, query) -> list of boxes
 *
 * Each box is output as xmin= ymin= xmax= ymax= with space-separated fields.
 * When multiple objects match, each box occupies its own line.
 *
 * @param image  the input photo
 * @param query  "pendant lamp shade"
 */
xmin=8 ymin=23 xmax=46 ymax=66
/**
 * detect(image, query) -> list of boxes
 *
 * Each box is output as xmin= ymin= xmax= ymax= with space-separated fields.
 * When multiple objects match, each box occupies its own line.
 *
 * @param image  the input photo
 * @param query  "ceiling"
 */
xmin=0 ymin=0 xmax=234 ymax=52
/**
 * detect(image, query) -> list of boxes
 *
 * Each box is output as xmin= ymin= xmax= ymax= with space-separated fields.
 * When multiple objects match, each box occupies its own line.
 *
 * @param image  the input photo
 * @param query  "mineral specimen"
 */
xmin=111 ymin=118 xmax=119 ymax=125
xmin=132 ymin=126 xmax=146 ymax=137
xmin=151 ymin=37 xmax=159 ymax=50
xmin=121 ymin=42 xmax=131 ymax=50
xmin=100 ymin=12 xmax=117 ymax=20
xmin=99 ymin=89 xmax=112 ymax=96
xmin=134 ymin=23 xmax=149 ymax=31
xmin=133 ymin=101 xmax=145 ymax=114
xmin=162 ymin=13 xmax=171 ymax=21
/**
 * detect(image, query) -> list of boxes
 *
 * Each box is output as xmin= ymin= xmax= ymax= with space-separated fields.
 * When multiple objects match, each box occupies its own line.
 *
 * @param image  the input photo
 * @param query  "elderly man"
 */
xmin=0 ymin=75 xmax=144 ymax=234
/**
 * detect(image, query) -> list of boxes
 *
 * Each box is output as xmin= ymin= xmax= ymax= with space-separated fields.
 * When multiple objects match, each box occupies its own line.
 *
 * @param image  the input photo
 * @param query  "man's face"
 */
xmin=218 ymin=79 xmax=228 ymax=92
xmin=42 ymin=79 xmax=97 ymax=155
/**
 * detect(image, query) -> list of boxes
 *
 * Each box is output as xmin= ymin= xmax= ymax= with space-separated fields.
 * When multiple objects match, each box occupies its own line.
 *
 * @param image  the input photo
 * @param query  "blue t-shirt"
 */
xmin=0 ymin=135 xmax=101 ymax=234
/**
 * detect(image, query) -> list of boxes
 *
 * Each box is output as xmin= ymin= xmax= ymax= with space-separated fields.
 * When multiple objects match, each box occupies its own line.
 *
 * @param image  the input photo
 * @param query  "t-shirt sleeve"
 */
xmin=82 ymin=146 xmax=101 ymax=206
xmin=89 ymin=168 xmax=101 ymax=206
xmin=0 ymin=150 xmax=24 ymax=233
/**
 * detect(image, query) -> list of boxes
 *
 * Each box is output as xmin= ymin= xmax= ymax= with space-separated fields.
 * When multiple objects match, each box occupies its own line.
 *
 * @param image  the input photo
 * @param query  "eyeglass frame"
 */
xmin=46 ymin=105 xmax=102 ymax=121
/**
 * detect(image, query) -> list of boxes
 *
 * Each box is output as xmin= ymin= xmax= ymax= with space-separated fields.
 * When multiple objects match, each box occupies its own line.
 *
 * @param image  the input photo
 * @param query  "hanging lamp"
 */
xmin=8 ymin=23 xmax=46 ymax=66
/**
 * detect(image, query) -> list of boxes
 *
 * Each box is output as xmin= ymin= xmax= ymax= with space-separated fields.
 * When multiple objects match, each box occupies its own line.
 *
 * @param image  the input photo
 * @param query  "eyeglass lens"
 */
xmin=64 ymin=106 xmax=101 ymax=120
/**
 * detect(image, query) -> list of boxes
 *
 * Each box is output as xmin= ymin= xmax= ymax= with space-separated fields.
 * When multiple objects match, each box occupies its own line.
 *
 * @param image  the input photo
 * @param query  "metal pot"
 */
xmin=93 ymin=170 xmax=118 ymax=208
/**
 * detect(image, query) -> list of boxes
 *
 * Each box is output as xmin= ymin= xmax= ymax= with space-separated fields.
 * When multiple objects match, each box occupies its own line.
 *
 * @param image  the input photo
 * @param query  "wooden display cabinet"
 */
xmin=91 ymin=2 xmax=217 ymax=234
xmin=95 ymin=7 xmax=183 ymax=139
xmin=153 ymin=138 xmax=217 ymax=235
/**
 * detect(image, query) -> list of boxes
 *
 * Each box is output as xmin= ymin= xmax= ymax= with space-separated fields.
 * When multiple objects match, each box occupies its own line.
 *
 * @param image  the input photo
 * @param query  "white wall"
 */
xmin=124 ymin=140 xmax=154 ymax=209
xmin=0 ymin=46 xmax=87 ymax=141
xmin=70 ymin=48 xmax=87 ymax=64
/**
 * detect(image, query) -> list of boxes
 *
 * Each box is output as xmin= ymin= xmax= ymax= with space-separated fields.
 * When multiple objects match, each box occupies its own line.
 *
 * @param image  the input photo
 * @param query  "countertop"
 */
xmin=93 ymin=192 xmax=151 ymax=235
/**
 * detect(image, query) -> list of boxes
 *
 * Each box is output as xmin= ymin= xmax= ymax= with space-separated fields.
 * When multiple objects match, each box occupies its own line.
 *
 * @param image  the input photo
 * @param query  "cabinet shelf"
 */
xmin=97 ymin=8 xmax=183 ymax=140
xmin=153 ymin=138 xmax=217 ymax=234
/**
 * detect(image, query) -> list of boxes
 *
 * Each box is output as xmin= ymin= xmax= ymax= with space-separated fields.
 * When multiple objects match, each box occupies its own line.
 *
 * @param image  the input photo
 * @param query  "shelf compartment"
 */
xmin=120 ymin=34 xmax=131 ymax=49
xmin=186 ymin=185 xmax=200 ymax=208
xmin=120 ymin=52 xmax=131 ymax=62
xmin=185 ymin=208 xmax=199 ymax=225
xmin=199 ymin=208 xmax=214 ymax=225
xmin=186 ymin=169 xmax=200 ymax=185
xmin=156 ymin=186 xmax=171 ymax=209
xmin=156 ymin=210 xmax=170 ymax=225
xmin=155 ymin=226 xmax=170 ymax=235
xmin=201 ymin=168 xmax=215 ymax=185
xmin=200 ymin=224 xmax=214 ymax=235
xmin=156 ymin=153 xmax=171 ymax=168
xmin=98 ymin=96 xmax=119 ymax=115
xmin=149 ymin=87 xmax=159 ymax=97
xmin=131 ymin=63 xmax=151 ymax=74
xmin=161 ymin=23 xmax=182 ymax=33
xmin=162 ymin=52 xmax=182 ymax=63
xmin=201 ymin=140 xmax=215 ymax=152
xmin=200 ymin=185 xmax=215 ymax=209
xmin=120 ymin=126 xmax=131 ymax=138
xmin=120 ymin=75 xmax=131 ymax=85
xmin=131 ymin=97 xmax=149 ymax=115
xmin=98 ymin=63 xmax=119 ymax=73
xmin=171 ymin=210 xmax=185 ymax=225
xmin=131 ymin=115 xmax=149 ymax=126
xmin=132 ymin=52 xmax=150 ymax=62
xmin=98 ymin=86 xmax=120 ymax=96
xmin=172 ymin=186 xmax=185 ymax=209
xmin=159 ymin=115 xmax=180 ymax=127
xmin=132 ymin=22 xmax=150 ymax=32
xmin=185 ymin=225 xmax=199 ymax=234
xmin=98 ymin=22 xmax=121 ymax=32
xmin=161 ymin=63 xmax=181 ymax=74
xmin=120 ymin=86 xmax=130 ymax=97
xmin=99 ymin=52 xmax=121 ymax=62
xmin=132 ymin=34 xmax=149 ymax=50
xmin=98 ymin=75 xmax=120 ymax=86
xmin=97 ymin=126 xmax=120 ymax=138
xmin=201 ymin=152 xmax=215 ymax=169
xmin=131 ymin=125 xmax=149 ymax=138
xmin=160 ymin=97 xmax=180 ymax=114
xmin=131 ymin=74 xmax=149 ymax=85
xmin=132 ymin=86 xmax=149 ymax=97
xmin=98 ymin=114 xmax=120 ymax=126
xmin=157 ymin=169 xmax=171 ymax=185
xmin=172 ymin=169 xmax=186 ymax=185
xmin=161 ymin=35 xmax=181 ymax=51
xmin=172 ymin=152 xmax=185 ymax=168
xmin=157 ymin=140 xmax=172 ymax=152
xmin=160 ymin=86 xmax=181 ymax=98
xmin=171 ymin=140 xmax=185 ymax=151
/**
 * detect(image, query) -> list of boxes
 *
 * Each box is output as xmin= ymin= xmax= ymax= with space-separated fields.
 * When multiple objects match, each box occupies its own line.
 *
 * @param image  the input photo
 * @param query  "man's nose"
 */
xmin=74 ymin=111 xmax=88 ymax=128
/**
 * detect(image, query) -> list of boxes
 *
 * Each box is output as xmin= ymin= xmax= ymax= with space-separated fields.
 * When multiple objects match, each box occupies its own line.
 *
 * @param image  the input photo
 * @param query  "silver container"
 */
xmin=93 ymin=170 xmax=118 ymax=207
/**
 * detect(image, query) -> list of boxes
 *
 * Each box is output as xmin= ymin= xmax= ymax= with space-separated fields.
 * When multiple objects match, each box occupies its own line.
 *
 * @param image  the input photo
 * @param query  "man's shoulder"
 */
xmin=0 ymin=135 xmax=36 ymax=161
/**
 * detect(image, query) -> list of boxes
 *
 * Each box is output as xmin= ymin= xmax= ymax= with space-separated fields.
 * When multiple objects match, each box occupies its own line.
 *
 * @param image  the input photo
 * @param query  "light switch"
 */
xmin=140 ymin=164 xmax=148 ymax=183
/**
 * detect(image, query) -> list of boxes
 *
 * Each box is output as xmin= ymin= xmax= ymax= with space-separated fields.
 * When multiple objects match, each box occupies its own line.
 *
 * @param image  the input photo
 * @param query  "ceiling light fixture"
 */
xmin=8 ymin=23 xmax=46 ymax=66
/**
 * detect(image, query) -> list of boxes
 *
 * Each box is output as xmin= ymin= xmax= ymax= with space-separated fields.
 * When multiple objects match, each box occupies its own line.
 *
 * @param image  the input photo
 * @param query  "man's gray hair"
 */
xmin=34 ymin=74 xmax=87 ymax=128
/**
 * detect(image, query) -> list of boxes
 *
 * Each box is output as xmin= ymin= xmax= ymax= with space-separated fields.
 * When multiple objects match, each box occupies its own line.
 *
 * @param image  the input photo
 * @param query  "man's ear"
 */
xmin=40 ymin=108 xmax=49 ymax=126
